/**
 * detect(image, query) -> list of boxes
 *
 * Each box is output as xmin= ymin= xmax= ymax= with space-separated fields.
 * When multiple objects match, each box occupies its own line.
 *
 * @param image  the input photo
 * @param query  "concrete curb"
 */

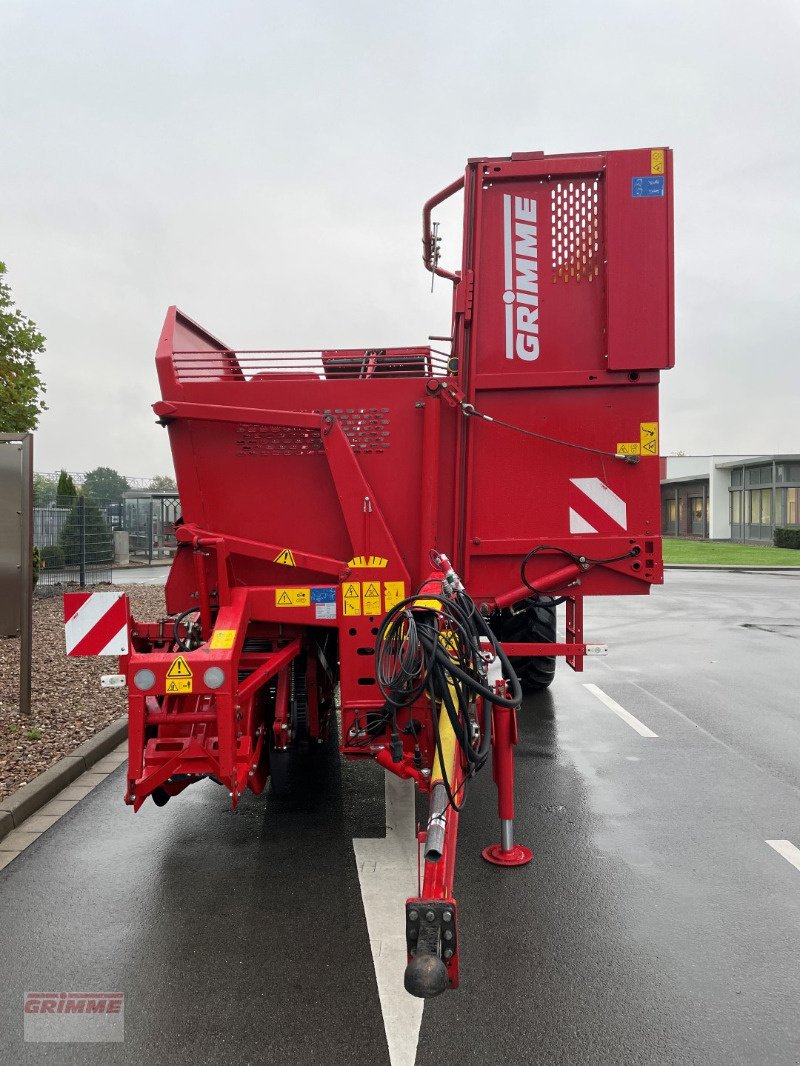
xmin=0 ymin=718 xmax=127 ymax=842
xmin=665 ymin=565 xmax=800 ymax=573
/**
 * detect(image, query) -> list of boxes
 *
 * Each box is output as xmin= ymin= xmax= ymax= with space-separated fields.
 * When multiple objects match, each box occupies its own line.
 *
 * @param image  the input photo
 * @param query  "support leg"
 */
xmin=482 ymin=698 xmax=533 ymax=867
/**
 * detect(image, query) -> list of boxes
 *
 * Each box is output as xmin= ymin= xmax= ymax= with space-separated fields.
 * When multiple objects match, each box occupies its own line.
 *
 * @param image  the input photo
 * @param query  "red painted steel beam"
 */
xmin=152 ymin=400 xmax=322 ymax=430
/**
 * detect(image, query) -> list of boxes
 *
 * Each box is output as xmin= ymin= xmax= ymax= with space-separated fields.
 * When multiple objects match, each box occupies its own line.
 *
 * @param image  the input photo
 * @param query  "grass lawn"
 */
xmin=662 ymin=538 xmax=800 ymax=566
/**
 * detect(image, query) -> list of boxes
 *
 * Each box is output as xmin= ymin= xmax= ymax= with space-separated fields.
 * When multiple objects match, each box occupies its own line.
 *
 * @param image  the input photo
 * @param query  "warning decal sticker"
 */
xmin=616 ymin=442 xmax=641 ymax=456
xmin=210 ymin=630 xmax=236 ymax=650
xmin=639 ymin=422 xmax=659 ymax=456
xmin=632 ymin=176 xmax=665 ymax=198
xmin=274 ymin=548 xmax=296 ymax=567
xmin=166 ymin=655 xmax=192 ymax=694
xmin=383 ymin=582 xmax=406 ymax=612
xmin=275 ymin=588 xmax=310 ymax=607
xmin=342 ymin=582 xmax=362 ymax=616
xmin=311 ymin=587 xmax=337 ymax=604
xmin=362 ymin=582 xmax=382 ymax=616
xmin=650 ymin=149 xmax=665 ymax=175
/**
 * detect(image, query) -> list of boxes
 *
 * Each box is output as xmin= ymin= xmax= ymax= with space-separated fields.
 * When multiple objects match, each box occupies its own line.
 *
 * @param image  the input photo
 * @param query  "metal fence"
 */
xmin=33 ymin=491 xmax=181 ymax=592
xmin=122 ymin=493 xmax=180 ymax=562
xmin=33 ymin=493 xmax=117 ymax=591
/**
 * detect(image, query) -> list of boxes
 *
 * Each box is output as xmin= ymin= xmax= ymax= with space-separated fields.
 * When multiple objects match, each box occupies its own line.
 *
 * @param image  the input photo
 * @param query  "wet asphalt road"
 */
xmin=2 ymin=570 xmax=800 ymax=1064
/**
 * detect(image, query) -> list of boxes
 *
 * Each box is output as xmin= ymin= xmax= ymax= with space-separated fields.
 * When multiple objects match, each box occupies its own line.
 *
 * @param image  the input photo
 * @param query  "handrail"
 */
xmin=422 ymin=176 xmax=465 ymax=283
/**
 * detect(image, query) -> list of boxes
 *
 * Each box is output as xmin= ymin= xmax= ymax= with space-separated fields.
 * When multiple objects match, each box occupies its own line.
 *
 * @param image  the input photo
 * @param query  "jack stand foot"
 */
xmin=481 ymin=842 xmax=533 ymax=867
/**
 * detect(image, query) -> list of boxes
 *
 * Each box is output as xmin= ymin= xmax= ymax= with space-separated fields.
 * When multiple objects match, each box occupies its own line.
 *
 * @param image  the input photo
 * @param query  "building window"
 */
xmin=730 ymin=490 xmax=741 ymax=523
xmin=746 ymin=465 xmax=772 ymax=487
xmin=776 ymin=487 xmax=799 ymax=526
xmin=776 ymin=463 xmax=800 ymax=484
xmin=665 ymin=498 xmax=676 ymax=523
xmin=689 ymin=496 xmax=705 ymax=535
xmin=747 ymin=488 xmax=772 ymax=525
xmin=731 ymin=468 xmax=743 ymax=487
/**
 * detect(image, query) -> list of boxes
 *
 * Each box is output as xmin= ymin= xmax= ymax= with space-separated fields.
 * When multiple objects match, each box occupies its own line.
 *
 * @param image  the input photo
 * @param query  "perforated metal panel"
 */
xmin=551 ymin=179 xmax=600 ymax=284
xmin=236 ymin=408 xmax=391 ymax=457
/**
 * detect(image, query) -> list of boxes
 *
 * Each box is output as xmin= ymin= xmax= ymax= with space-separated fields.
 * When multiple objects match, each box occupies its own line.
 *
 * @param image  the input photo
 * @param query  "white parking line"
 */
xmin=353 ymin=772 xmax=423 ymax=1066
xmin=583 ymin=683 xmax=659 ymax=738
xmin=766 ymin=839 xmax=800 ymax=872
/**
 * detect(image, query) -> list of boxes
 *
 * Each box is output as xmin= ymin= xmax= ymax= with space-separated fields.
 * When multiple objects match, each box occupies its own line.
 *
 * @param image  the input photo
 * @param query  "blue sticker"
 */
xmin=632 ymin=176 xmax=665 ymax=198
xmin=311 ymin=587 xmax=337 ymax=604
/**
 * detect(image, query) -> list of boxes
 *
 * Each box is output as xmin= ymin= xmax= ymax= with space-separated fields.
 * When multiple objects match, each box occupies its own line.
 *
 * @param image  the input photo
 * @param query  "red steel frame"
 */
xmin=102 ymin=146 xmax=673 ymax=992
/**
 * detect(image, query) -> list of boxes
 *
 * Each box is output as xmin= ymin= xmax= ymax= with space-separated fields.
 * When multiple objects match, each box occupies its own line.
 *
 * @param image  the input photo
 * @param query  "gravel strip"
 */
xmin=0 ymin=584 xmax=166 ymax=802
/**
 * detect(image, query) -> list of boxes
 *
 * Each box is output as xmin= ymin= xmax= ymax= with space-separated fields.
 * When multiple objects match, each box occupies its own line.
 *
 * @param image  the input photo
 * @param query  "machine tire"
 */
xmin=268 ymin=747 xmax=292 ymax=799
xmin=267 ymin=654 xmax=319 ymax=798
xmin=151 ymin=786 xmax=171 ymax=807
xmin=494 ymin=599 xmax=557 ymax=693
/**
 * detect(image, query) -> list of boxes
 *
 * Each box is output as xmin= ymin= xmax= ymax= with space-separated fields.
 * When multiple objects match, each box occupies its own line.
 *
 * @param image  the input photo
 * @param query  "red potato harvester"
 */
xmin=65 ymin=146 xmax=673 ymax=997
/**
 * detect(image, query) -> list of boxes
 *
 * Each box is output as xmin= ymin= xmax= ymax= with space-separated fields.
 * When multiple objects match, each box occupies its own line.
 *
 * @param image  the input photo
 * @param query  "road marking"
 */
xmin=353 ymin=772 xmax=423 ymax=1066
xmin=766 ymin=839 xmax=800 ymax=872
xmin=583 ymin=683 xmax=658 ymax=737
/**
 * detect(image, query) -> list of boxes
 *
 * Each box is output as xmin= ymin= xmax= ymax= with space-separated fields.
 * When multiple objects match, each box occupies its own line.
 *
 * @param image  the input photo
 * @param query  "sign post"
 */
xmin=0 ymin=434 xmax=33 ymax=714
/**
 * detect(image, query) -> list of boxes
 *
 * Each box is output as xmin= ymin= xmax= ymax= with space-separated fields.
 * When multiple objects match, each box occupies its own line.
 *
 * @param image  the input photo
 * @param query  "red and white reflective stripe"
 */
xmin=568 ymin=477 xmax=627 ymax=534
xmin=64 ymin=592 xmax=129 ymax=656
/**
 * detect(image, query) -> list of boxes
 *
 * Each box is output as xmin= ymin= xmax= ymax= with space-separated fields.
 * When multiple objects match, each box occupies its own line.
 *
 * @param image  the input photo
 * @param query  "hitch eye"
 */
xmin=133 ymin=669 xmax=156 ymax=691
xmin=204 ymin=667 xmax=226 ymax=690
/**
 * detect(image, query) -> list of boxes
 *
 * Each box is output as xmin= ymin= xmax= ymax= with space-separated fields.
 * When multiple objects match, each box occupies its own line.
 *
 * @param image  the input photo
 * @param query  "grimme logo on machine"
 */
xmin=502 ymin=193 xmax=540 ymax=361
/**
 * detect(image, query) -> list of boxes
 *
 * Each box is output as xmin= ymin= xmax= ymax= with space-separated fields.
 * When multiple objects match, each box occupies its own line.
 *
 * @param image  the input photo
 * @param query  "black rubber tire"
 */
xmin=268 ymin=747 xmax=292 ymax=799
xmin=493 ymin=599 xmax=557 ymax=693
xmin=151 ymin=786 xmax=171 ymax=807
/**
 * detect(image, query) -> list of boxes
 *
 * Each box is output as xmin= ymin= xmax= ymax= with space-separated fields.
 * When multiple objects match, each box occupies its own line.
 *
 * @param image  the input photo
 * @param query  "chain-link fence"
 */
xmin=33 ymin=493 xmax=118 ymax=592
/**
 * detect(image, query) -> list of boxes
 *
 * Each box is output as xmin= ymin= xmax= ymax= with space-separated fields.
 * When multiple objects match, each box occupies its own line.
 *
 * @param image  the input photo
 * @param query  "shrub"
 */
xmin=32 ymin=545 xmax=40 ymax=587
xmin=774 ymin=527 xmax=800 ymax=550
xmin=59 ymin=497 xmax=114 ymax=565
xmin=39 ymin=544 xmax=65 ymax=569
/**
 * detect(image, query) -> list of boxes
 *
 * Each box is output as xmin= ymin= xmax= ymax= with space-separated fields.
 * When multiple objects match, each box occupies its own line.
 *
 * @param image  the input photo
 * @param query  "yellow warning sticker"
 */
xmin=362 ymin=582 xmax=382 ymax=616
xmin=342 ymin=581 xmax=362 ymax=616
xmin=348 ymin=556 xmax=388 ymax=569
xmin=639 ymin=422 xmax=659 ymax=456
xmin=274 ymin=548 xmax=296 ymax=567
xmin=210 ymin=629 xmax=236 ymax=650
xmin=167 ymin=656 xmax=192 ymax=679
xmin=650 ymin=149 xmax=665 ymax=175
xmin=166 ymin=655 xmax=192 ymax=693
xmin=616 ymin=442 xmax=641 ymax=456
xmin=275 ymin=588 xmax=310 ymax=607
xmin=384 ymin=581 xmax=406 ymax=612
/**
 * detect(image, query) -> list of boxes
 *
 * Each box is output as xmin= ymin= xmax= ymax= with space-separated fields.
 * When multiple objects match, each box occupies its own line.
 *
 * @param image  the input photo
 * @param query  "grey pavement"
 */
xmin=2 ymin=570 xmax=800 ymax=1064
xmin=111 ymin=565 xmax=169 ymax=585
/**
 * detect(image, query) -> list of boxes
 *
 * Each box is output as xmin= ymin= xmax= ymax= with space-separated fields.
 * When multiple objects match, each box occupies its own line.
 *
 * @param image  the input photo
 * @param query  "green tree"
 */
xmin=56 ymin=469 xmax=78 ymax=498
xmin=0 ymin=261 xmax=47 ymax=432
xmin=83 ymin=466 xmax=129 ymax=501
xmin=148 ymin=474 xmax=177 ymax=493
xmin=60 ymin=497 xmax=114 ymax=565
xmin=33 ymin=471 xmax=58 ymax=502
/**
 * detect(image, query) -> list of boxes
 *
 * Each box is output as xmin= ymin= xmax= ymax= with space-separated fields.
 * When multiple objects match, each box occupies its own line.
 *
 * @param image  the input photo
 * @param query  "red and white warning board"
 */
xmin=64 ymin=592 xmax=130 ymax=657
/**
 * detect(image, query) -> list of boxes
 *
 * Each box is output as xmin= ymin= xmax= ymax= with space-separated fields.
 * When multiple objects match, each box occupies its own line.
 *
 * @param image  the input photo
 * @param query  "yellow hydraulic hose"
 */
xmin=431 ymin=678 xmax=459 ymax=786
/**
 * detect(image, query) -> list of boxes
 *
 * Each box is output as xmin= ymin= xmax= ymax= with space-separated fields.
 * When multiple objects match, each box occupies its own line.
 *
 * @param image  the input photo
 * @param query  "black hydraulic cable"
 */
xmin=374 ymin=586 xmax=524 ymax=820
xmin=519 ymin=543 xmax=641 ymax=600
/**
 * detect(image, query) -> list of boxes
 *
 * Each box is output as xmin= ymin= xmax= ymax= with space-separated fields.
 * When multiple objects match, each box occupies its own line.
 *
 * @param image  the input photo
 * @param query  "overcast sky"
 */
xmin=2 ymin=0 xmax=799 ymax=479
